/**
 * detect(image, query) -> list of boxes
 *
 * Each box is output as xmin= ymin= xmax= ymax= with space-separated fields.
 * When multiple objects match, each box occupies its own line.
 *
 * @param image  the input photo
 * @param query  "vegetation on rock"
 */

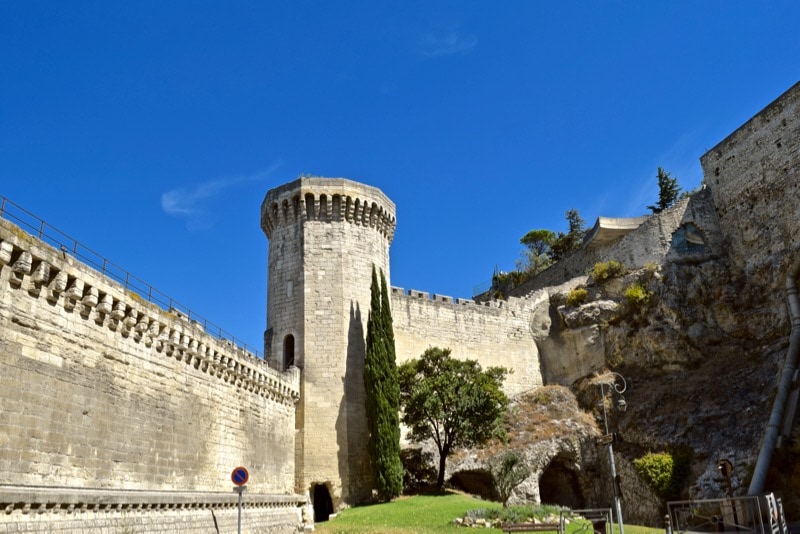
xmin=489 ymin=450 xmax=531 ymax=507
xmin=633 ymin=448 xmax=692 ymax=501
xmin=624 ymin=283 xmax=652 ymax=308
xmin=592 ymin=260 xmax=627 ymax=283
xmin=565 ymin=287 xmax=589 ymax=307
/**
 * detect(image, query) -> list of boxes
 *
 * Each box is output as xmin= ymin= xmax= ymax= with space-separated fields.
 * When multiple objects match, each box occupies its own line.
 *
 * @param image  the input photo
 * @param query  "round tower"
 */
xmin=260 ymin=177 xmax=396 ymax=509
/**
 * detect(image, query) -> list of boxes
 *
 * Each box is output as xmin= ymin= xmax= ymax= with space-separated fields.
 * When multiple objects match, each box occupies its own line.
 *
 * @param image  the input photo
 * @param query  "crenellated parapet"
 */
xmin=0 ymin=218 xmax=300 ymax=406
xmin=260 ymin=176 xmax=396 ymax=243
xmin=390 ymin=286 xmax=542 ymax=313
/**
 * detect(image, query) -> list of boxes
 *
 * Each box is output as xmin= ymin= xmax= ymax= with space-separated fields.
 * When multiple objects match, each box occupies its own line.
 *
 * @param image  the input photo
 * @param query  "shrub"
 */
xmin=474 ymin=504 xmax=567 ymax=523
xmin=489 ymin=450 xmax=531 ymax=506
xmin=592 ymin=260 xmax=627 ymax=283
xmin=633 ymin=448 xmax=692 ymax=501
xmin=565 ymin=287 xmax=588 ymax=307
xmin=633 ymin=452 xmax=673 ymax=498
xmin=624 ymin=283 xmax=651 ymax=307
xmin=606 ymin=350 xmax=623 ymax=368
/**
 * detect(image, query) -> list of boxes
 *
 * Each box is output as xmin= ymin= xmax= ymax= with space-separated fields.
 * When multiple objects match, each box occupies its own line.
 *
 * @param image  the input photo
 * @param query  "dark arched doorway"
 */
xmin=312 ymin=483 xmax=334 ymax=522
xmin=539 ymin=456 xmax=584 ymax=508
xmin=283 ymin=334 xmax=295 ymax=370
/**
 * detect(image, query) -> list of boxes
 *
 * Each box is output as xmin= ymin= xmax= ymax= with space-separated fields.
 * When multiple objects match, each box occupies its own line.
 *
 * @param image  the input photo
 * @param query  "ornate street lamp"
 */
xmin=597 ymin=372 xmax=627 ymax=534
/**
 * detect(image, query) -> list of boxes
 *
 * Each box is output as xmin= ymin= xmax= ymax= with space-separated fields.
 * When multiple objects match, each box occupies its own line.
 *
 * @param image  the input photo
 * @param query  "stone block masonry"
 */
xmin=391 ymin=288 xmax=545 ymax=396
xmin=0 ymin=487 xmax=306 ymax=533
xmin=701 ymin=80 xmax=800 ymax=277
xmin=510 ymin=187 xmax=725 ymax=298
xmin=261 ymin=177 xmax=396 ymax=508
xmin=0 ymin=217 xmax=306 ymax=532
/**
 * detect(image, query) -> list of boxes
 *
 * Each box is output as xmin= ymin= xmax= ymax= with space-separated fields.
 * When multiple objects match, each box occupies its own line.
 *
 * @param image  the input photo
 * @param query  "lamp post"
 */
xmin=598 ymin=372 xmax=627 ymax=534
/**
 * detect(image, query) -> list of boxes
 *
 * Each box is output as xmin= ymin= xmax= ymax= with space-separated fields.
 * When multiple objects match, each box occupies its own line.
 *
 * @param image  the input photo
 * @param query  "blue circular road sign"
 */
xmin=231 ymin=466 xmax=249 ymax=486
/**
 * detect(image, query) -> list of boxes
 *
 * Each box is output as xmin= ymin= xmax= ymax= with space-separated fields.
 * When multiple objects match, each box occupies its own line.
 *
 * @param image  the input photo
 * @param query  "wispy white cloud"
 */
xmin=418 ymin=29 xmax=477 ymax=58
xmin=161 ymin=161 xmax=283 ymax=228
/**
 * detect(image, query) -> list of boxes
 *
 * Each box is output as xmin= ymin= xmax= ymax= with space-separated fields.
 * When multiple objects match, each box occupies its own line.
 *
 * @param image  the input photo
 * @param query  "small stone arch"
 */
xmin=283 ymin=334 xmax=295 ymax=370
xmin=311 ymin=482 xmax=334 ymax=522
xmin=539 ymin=455 xmax=584 ymax=508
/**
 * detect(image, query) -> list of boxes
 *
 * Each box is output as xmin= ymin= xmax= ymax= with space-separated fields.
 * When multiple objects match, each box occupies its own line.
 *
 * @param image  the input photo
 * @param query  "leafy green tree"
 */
xmin=647 ymin=167 xmax=682 ymax=213
xmin=364 ymin=266 xmax=403 ymax=500
xmin=398 ymin=347 xmax=508 ymax=489
xmin=490 ymin=450 xmax=531 ymax=507
xmin=551 ymin=208 xmax=587 ymax=260
xmin=517 ymin=229 xmax=556 ymax=275
xmin=520 ymin=229 xmax=556 ymax=257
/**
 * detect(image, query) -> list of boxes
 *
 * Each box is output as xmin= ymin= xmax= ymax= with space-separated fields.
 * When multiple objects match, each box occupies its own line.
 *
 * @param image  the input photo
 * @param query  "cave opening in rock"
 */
xmin=449 ymin=469 xmax=499 ymax=501
xmin=539 ymin=456 xmax=585 ymax=509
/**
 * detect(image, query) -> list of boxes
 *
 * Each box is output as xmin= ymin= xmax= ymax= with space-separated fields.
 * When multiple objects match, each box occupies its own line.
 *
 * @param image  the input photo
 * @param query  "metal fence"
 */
xmin=667 ymin=493 xmax=787 ymax=534
xmin=0 ymin=195 xmax=262 ymax=359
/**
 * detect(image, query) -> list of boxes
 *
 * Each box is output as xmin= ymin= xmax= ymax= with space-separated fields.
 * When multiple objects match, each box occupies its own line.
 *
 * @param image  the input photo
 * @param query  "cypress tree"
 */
xmin=364 ymin=265 xmax=403 ymax=501
xmin=379 ymin=269 xmax=403 ymax=498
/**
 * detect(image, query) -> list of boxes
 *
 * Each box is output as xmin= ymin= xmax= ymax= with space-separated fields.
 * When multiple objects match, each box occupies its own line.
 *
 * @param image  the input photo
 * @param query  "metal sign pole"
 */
xmin=237 ymin=486 xmax=244 ymax=534
xmin=230 ymin=466 xmax=249 ymax=534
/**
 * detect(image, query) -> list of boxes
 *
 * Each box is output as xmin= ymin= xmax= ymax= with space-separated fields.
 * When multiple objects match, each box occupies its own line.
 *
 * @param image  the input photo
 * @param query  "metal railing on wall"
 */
xmin=666 ymin=493 xmax=787 ymax=534
xmin=0 ymin=195 xmax=262 ymax=359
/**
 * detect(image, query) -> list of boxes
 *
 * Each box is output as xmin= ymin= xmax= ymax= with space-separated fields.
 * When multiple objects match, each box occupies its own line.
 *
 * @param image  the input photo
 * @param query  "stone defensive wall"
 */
xmin=509 ymin=187 xmax=724 ymax=297
xmin=391 ymin=287 xmax=547 ymax=396
xmin=701 ymin=80 xmax=800 ymax=276
xmin=0 ymin=216 xmax=307 ymax=532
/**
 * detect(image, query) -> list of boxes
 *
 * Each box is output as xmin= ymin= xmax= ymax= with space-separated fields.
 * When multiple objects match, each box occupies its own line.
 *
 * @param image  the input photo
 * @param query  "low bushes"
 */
xmin=565 ymin=287 xmax=588 ymax=307
xmin=624 ymin=283 xmax=651 ymax=307
xmin=633 ymin=448 xmax=692 ymax=501
xmin=592 ymin=260 xmax=627 ymax=283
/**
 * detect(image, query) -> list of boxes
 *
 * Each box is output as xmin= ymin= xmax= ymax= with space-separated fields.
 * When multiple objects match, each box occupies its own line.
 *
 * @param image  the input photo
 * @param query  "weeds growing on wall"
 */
xmin=565 ymin=287 xmax=588 ymax=307
xmin=606 ymin=350 xmax=624 ymax=368
xmin=592 ymin=260 xmax=627 ymax=283
xmin=624 ymin=283 xmax=651 ymax=308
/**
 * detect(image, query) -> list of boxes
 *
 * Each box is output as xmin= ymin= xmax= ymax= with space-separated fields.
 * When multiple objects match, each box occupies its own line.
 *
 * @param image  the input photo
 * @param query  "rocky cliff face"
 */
xmin=545 ymin=250 xmax=794 ymax=520
xmin=447 ymin=249 xmax=797 ymax=525
xmin=444 ymin=83 xmax=800 ymax=525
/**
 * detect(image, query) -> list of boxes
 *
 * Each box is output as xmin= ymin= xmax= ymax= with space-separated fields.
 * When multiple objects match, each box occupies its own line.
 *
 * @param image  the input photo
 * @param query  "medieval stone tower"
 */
xmin=260 ymin=177 xmax=396 ymax=509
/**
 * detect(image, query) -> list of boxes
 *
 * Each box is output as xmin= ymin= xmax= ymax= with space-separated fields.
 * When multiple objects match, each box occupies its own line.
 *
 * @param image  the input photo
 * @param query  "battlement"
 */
xmin=0 ymin=217 xmax=300 ymax=406
xmin=391 ymin=286 xmax=539 ymax=311
xmin=261 ymin=176 xmax=396 ymax=242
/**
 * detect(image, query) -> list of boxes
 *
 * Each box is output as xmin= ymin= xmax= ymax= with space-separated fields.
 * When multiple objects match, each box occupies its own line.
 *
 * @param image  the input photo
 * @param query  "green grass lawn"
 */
xmin=315 ymin=492 xmax=497 ymax=533
xmin=314 ymin=493 xmax=664 ymax=534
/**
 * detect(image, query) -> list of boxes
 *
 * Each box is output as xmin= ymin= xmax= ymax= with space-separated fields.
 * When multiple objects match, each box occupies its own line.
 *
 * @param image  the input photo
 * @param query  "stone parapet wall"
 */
xmin=0 ymin=217 xmax=300 ymax=495
xmin=701 ymin=81 xmax=800 ymax=275
xmin=0 ymin=485 xmax=307 ymax=533
xmin=510 ymin=188 xmax=723 ymax=297
xmin=391 ymin=288 xmax=547 ymax=396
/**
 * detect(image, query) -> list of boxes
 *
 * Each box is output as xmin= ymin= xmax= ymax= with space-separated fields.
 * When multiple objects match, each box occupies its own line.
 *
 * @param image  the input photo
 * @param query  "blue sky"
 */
xmin=2 ymin=2 xmax=799 ymax=354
